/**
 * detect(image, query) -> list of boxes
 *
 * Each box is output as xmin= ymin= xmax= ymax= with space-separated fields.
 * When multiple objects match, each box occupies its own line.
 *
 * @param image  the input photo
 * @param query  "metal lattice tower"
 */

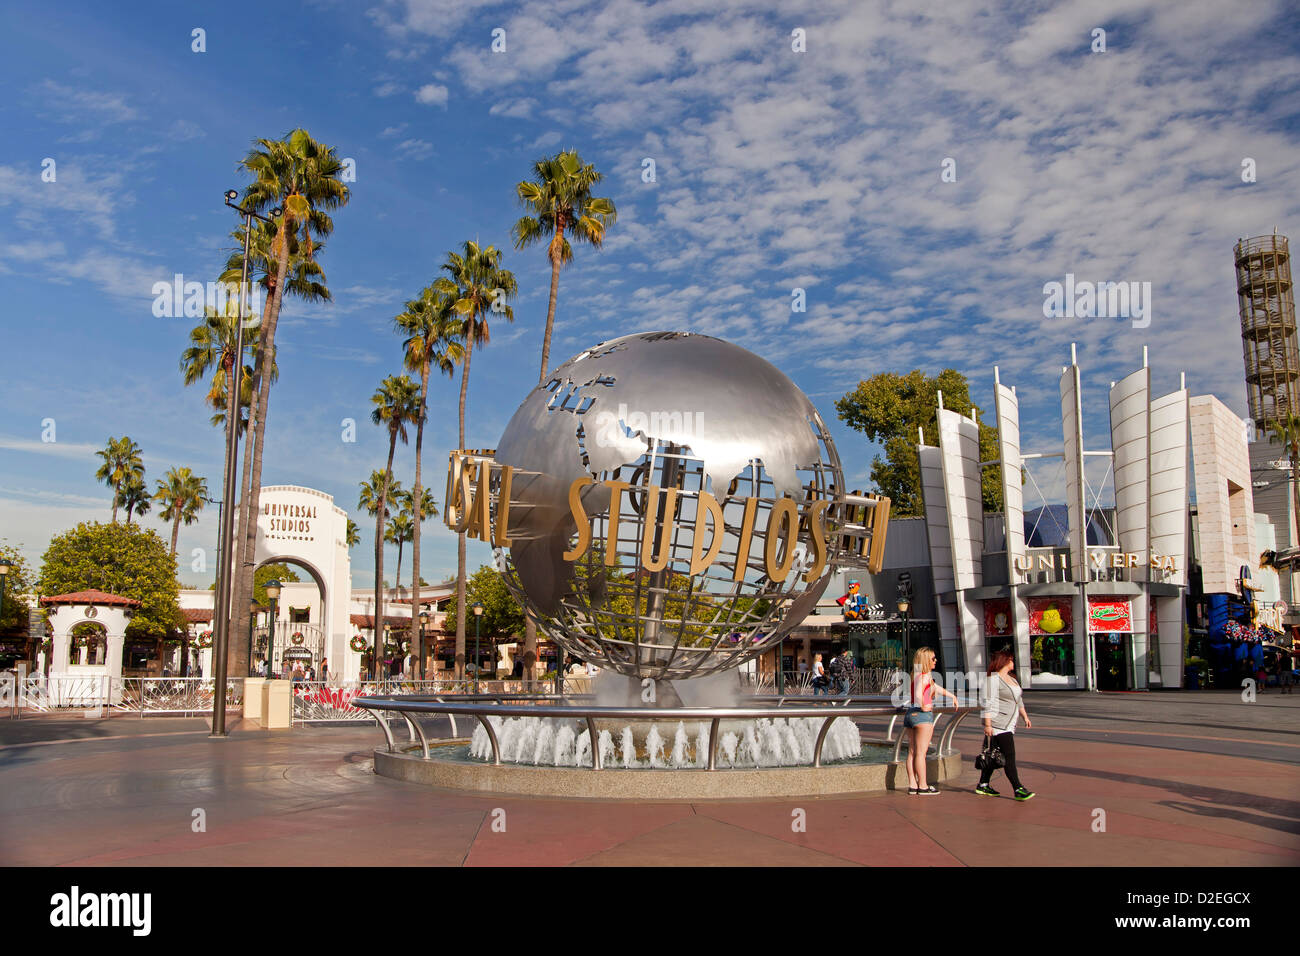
xmin=1237 ymin=232 xmax=1297 ymax=436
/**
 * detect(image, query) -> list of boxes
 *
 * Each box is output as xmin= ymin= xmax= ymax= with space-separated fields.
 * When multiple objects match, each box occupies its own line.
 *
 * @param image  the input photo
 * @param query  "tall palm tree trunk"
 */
xmin=170 ymin=515 xmax=181 ymax=557
xmin=455 ymin=347 xmax=472 ymax=679
xmin=374 ymin=435 xmax=397 ymax=679
xmin=410 ymin=361 xmax=430 ymax=678
xmin=395 ymin=541 xmax=404 ymax=598
xmin=111 ymin=481 xmax=121 ymax=524
xmin=228 ymin=230 xmax=291 ymax=678
xmin=538 ymin=250 xmax=562 ymax=383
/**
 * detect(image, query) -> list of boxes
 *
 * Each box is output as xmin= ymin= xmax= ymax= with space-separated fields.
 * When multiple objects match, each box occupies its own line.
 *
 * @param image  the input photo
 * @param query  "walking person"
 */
xmin=975 ymin=650 xmax=1035 ymax=801
xmin=830 ymin=649 xmax=855 ymax=697
xmin=904 ymin=646 xmax=960 ymax=795
xmin=1277 ymin=647 xmax=1293 ymax=694
xmin=811 ymin=653 xmax=829 ymax=696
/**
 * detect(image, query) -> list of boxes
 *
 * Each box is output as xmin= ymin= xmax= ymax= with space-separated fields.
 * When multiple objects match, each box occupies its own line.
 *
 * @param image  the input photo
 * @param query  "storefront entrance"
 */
xmin=1094 ymin=633 xmax=1129 ymax=691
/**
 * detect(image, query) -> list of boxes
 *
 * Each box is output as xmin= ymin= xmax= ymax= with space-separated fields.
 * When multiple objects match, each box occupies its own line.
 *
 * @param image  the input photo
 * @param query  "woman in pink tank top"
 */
xmin=903 ymin=646 xmax=959 ymax=795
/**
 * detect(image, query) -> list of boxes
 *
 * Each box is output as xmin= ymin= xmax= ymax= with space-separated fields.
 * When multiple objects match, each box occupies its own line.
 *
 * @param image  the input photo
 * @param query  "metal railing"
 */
xmin=744 ymin=669 xmax=900 ymax=695
xmin=350 ymin=692 xmax=975 ymax=771
xmin=290 ymin=678 xmax=590 ymax=722
xmin=12 ymin=675 xmax=244 ymax=717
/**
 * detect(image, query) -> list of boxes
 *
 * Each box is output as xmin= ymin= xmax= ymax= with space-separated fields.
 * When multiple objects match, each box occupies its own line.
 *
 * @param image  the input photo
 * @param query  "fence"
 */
xmin=290 ymin=677 xmax=593 ymax=722
xmin=11 ymin=675 xmax=244 ymax=717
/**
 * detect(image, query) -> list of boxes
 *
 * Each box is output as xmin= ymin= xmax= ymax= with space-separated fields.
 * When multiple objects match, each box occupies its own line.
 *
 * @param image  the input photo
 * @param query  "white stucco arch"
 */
xmin=244 ymin=485 xmax=354 ymax=680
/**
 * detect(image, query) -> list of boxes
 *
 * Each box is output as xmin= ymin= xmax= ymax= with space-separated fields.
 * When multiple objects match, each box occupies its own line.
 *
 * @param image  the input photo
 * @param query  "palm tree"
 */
xmin=434 ymin=241 xmax=517 ymax=677
xmin=180 ymin=305 xmax=278 ymax=428
xmin=512 ymin=149 xmax=617 ymax=380
xmin=345 ymin=518 xmax=361 ymax=549
xmin=385 ymin=513 xmax=415 ymax=594
xmin=395 ymin=285 xmax=462 ymax=676
xmin=228 ymin=129 xmax=348 ymax=679
xmin=153 ymin=467 xmax=209 ymax=556
xmin=117 ymin=473 xmax=151 ymax=525
xmin=220 ymin=221 xmax=329 ymax=677
xmin=369 ymin=375 xmax=420 ymax=669
xmin=94 ymin=436 xmax=144 ymax=523
xmin=359 ymin=471 xmax=403 ymax=673
xmin=512 ymin=150 xmax=616 ymax=679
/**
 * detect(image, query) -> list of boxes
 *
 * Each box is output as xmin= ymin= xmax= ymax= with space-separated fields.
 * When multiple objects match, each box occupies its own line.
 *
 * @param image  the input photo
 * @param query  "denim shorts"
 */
xmin=903 ymin=707 xmax=934 ymax=728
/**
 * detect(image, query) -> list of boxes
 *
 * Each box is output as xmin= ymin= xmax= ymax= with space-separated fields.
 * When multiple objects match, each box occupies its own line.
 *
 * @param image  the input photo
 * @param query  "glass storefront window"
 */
xmin=1031 ymin=633 xmax=1074 ymax=676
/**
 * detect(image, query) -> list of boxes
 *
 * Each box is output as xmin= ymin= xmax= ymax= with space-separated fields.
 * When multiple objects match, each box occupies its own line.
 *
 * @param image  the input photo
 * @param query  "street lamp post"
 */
xmin=210 ymin=192 xmax=280 ymax=738
xmin=0 ymin=561 xmax=9 ymax=673
xmin=265 ymin=580 xmax=281 ymax=680
xmin=897 ymin=598 xmax=911 ymax=699
xmin=472 ymin=602 xmax=484 ymax=693
xmin=418 ymin=610 xmax=429 ymax=681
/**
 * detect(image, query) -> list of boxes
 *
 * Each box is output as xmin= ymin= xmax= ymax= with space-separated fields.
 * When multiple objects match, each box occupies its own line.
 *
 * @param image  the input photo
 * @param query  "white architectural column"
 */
xmin=994 ymin=373 xmax=1033 ymax=681
xmin=1110 ymin=365 xmax=1150 ymax=689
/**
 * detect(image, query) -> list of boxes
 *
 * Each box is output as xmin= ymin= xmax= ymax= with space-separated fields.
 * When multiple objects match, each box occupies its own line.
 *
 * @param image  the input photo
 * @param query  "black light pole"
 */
xmin=265 ymin=580 xmax=281 ymax=680
xmin=418 ymin=610 xmax=428 ymax=681
xmin=472 ymin=602 xmax=484 ymax=693
xmin=210 ymin=192 xmax=280 ymax=738
xmin=898 ymin=597 xmax=911 ymax=697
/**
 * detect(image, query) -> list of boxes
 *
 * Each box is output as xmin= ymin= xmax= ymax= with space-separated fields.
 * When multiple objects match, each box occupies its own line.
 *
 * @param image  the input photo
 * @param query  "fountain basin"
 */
xmin=374 ymin=742 xmax=961 ymax=799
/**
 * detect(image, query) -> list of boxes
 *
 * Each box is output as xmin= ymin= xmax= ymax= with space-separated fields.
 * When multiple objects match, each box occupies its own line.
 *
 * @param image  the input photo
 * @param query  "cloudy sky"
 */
xmin=1 ymin=0 xmax=1298 ymax=588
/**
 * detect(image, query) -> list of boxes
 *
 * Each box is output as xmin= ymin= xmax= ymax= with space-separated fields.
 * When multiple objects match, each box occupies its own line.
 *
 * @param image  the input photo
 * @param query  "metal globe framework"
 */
xmin=446 ymin=332 xmax=889 ymax=683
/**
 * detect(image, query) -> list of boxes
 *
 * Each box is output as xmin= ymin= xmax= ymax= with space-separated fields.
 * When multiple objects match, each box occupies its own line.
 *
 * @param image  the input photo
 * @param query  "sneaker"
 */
xmin=974 ymin=785 xmax=999 ymax=797
xmin=1014 ymin=787 xmax=1036 ymax=801
xmin=918 ymin=786 xmax=941 ymax=795
xmin=906 ymin=787 xmax=919 ymax=795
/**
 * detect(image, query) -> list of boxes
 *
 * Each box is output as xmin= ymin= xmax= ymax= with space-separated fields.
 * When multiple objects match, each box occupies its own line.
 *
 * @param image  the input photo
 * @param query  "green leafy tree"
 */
xmin=0 ymin=543 xmax=34 ymax=640
xmin=434 ymin=240 xmax=517 ymax=676
xmin=94 ymin=436 xmax=143 ymax=524
xmin=443 ymin=564 xmax=526 ymax=641
xmin=253 ymin=563 xmax=301 ymax=607
xmin=835 ymin=369 xmax=1002 ymax=517
xmin=38 ymin=522 xmax=181 ymax=640
xmin=208 ymin=562 xmax=300 ymax=607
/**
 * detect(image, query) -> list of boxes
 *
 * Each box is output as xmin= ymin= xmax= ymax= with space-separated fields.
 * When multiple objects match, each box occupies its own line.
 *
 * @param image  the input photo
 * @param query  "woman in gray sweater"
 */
xmin=976 ymin=650 xmax=1035 ymax=800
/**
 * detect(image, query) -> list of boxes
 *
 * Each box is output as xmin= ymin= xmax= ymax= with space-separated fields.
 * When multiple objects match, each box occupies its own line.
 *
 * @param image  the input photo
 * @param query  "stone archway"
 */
xmin=244 ymin=486 xmax=354 ymax=680
xmin=253 ymin=555 xmax=328 ymax=677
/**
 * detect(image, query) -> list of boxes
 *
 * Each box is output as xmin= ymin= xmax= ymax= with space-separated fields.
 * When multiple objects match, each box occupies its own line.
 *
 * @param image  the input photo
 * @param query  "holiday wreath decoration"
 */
xmin=196 ymin=631 xmax=213 ymax=649
xmin=350 ymin=634 xmax=368 ymax=653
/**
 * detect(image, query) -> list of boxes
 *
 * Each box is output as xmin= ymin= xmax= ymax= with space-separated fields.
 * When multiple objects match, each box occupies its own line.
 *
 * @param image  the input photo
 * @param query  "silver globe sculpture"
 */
xmin=476 ymin=331 xmax=872 ymax=685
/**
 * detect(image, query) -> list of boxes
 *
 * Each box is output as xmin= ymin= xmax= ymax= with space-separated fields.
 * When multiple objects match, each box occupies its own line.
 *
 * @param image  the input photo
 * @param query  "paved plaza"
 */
xmin=1 ymin=691 xmax=1296 ymax=867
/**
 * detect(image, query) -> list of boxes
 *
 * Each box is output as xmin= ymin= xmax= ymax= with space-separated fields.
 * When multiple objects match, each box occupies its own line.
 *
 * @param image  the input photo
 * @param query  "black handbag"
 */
xmin=974 ymin=734 xmax=1005 ymax=771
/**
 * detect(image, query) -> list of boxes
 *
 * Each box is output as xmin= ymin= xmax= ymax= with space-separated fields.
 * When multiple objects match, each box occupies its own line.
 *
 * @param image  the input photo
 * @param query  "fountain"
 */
xmin=355 ymin=332 xmax=971 ymax=798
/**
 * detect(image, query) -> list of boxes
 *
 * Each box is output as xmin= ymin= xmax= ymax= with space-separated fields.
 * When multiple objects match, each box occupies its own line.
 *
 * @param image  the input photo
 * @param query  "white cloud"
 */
xmin=414 ymin=83 xmax=449 ymax=106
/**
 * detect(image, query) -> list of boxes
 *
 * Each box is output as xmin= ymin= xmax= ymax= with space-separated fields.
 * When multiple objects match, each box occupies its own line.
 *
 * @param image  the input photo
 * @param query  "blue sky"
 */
xmin=1 ymin=0 xmax=1298 ymax=588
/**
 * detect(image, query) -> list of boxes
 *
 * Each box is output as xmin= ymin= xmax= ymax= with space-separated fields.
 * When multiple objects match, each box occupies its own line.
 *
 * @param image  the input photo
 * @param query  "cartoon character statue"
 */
xmin=1039 ymin=605 xmax=1065 ymax=634
xmin=837 ymin=580 xmax=869 ymax=621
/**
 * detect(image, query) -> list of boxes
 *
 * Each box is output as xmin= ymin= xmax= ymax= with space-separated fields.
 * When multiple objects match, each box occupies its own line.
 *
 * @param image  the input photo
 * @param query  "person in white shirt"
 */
xmin=811 ymin=654 xmax=829 ymax=695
